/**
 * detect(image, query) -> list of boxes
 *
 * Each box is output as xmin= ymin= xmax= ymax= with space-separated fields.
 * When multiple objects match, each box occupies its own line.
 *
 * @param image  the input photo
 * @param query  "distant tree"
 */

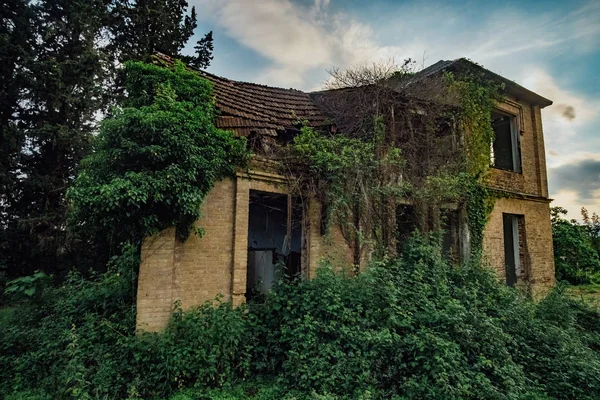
xmin=181 ymin=31 xmax=214 ymax=69
xmin=582 ymin=207 xmax=600 ymax=255
xmin=551 ymin=206 xmax=600 ymax=284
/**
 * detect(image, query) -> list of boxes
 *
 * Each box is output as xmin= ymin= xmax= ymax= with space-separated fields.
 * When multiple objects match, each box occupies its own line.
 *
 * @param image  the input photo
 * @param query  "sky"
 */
xmin=184 ymin=0 xmax=600 ymax=219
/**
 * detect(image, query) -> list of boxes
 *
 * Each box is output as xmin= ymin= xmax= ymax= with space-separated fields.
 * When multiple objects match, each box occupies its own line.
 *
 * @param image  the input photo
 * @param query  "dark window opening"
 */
xmin=503 ymin=213 xmax=525 ymax=287
xmin=320 ymin=200 xmax=329 ymax=236
xmin=396 ymin=204 xmax=417 ymax=251
xmin=441 ymin=209 xmax=460 ymax=261
xmin=491 ymin=110 xmax=521 ymax=172
xmin=246 ymin=191 xmax=302 ymax=300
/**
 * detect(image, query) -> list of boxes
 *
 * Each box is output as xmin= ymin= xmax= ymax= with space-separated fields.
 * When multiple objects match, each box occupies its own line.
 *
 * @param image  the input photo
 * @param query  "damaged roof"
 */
xmin=400 ymin=58 xmax=553 ymax=108
xmin=153 ymin=53 xmax=552 ymax=138
xmin=154 ymin=53 xmax=329 ymax=137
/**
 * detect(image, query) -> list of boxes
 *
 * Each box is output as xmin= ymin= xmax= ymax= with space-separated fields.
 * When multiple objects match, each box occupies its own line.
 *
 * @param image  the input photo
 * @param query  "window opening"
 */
xmin=396 ymin=204 xmax=417 ymax=251
xmin=491 ymin=110 xmax=521 ymax=172
xmin=441 ymin=209 xmax=460 ymax=261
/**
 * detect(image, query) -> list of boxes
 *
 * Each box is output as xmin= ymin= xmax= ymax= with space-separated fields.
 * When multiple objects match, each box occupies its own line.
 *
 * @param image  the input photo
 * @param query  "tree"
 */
xmin=582 ymin=207 xmax=600 ymax=256
xmin=181 ymin=30 xmax=214 ymax=69
xmin=551 ymin=206 xmax=600 ymax=284
xmin=0 ymin=0 xmax=35 ymax=198
xmin=68 ymin=60 xmax=248 ymax=253
xmin=0 ymin=0 xmax=215 ymax=279
xmin=110 ymin=0 xmax=213 ymax=67
xmin=0 ymin=0 xmax=110 ymax=278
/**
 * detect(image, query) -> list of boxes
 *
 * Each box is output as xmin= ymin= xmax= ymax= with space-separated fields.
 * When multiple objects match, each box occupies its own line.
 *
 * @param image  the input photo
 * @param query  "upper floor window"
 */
xmin=491 ymin=110 xmax=521 ymax=172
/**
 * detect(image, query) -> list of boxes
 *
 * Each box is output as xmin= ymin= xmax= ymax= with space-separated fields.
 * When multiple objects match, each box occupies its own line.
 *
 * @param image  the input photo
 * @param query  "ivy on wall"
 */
xmin=287 ymin=63 xmax=504 ymax=260
xmin=446 ymin=68 xmax=504 ymax=259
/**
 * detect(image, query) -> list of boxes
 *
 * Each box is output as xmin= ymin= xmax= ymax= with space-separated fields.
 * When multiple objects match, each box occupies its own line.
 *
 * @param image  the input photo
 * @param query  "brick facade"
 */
xmin=136 ymin=172 xmax=355 ymax=332
xmin=482 ymin=197 xmax=555 ymax=297
xmin=136 ymin=67 xmax=556 ymax=332
xmin=480 ymin=96 xmax=555 ymax=298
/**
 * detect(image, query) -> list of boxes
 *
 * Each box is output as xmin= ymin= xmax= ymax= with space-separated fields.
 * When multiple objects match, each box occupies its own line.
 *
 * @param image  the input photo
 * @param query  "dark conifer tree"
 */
xmin=0 ymin=0 xmax=214 ymax=279
xmin=111 ymin=0 xmax=197 ymax=61
xmin=182 ymin=31 xmax=214 ymax=69
xmin=1 ymin=0 xmax=110 ymax=277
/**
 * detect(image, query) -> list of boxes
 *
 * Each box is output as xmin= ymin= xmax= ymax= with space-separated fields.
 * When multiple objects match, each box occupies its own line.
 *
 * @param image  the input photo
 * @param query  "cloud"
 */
xmin=193 ymin=0 xmax=600 ymax=89
xmin=556 ymin=104 xmax=576 ymax=121
xmin=192 ymin=0 xmax=410 ymax=87
xmin=192 ymin=0 xmax=600 ymax=215
xmin=549 ymin=159 xmax=600 ymax=201
xmin=549 ymin=159 xmax=600 ymax=218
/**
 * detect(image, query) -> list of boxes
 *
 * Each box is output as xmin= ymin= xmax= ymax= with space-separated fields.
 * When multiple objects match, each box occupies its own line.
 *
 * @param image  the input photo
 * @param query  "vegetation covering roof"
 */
xmin=401 ymin=58 xmax=553 ymax=108
xmin=155 ymin=53 xmax=330 ymax=137
xmin=154 ymin=53 xmax=553 ymax=139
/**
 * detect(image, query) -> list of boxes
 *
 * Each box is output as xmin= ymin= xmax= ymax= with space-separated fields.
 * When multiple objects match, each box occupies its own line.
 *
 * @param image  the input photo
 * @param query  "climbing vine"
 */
xmin=445 ymin=68 xmax=504 ymax=258
xmin=284 ymin=61 xmax=504 ymax=261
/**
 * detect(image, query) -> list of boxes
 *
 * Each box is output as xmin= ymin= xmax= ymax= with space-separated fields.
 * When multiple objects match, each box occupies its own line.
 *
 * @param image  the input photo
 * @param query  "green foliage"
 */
xmin=4 ymin=271 xmax=51 ymax=301
xmin=0 ymin=246 xmax=251 ymax=399
xmin=246 ymin=237 xmax=600 ymax=399
xmin=68 ymin=60 xmax=250 ymax=247
xmin=551 ymin=207 xmax=600 ymax=284
xmin=0 ymin=245 xmax=139 ymax=399
xmin=110 ymin=0 xmax=208 ymax=65
xmin=0 ymin=0 xmax=110 ymax=278
xmin=1 ymin=0 xmax=214 ymax=280
xmin=291 ymin=124 xmax=407 ymax=259
xmin=158 ymin=300 xmax=252 ymax=390
xmin=4 ymin=236 xmax=600 ymax=399
xmin=445 ymin=67 xmax=502 ymax=179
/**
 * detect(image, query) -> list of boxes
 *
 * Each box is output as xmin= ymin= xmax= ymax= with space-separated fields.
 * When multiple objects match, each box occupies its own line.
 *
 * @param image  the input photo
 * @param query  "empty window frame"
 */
xmin=491 ymin=110 xmax=521 ymax=172
xmin=441 ymin=209 xmax=460 ymax=262
xmin=502 ymin=213 xmax=526 ymax=287
xmin=246 ymin=190 xmax=302 ymax=299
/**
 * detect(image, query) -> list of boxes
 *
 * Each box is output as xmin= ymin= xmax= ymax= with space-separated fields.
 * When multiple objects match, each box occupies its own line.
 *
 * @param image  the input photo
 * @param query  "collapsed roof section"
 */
xmin=153 ymin=53 xmax=330 ymax=139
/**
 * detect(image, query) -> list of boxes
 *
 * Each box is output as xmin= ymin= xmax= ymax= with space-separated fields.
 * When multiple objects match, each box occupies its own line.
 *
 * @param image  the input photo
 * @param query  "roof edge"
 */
xmin=453 ymin=58 xmax=553 ymax=108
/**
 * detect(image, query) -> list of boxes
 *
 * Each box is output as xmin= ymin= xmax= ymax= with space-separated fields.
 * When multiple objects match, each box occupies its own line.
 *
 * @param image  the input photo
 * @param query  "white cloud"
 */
xmin=192 ymin=0 xmax=409 ymax=87
xmin=193 ymin=0 xmax=599 ymax=89
xmin=552 ymin=189 xmax=600 ymax=220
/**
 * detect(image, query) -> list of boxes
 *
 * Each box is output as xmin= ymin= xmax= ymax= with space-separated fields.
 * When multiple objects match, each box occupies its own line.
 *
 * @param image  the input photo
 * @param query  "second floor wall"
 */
xmin=488 ymin=93 xmax=550 ymax=199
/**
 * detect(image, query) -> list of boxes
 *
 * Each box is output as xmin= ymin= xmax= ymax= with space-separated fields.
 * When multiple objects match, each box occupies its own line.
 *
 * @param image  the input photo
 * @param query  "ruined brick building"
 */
xmin=137 ymin=57 xmax=556 ymax=332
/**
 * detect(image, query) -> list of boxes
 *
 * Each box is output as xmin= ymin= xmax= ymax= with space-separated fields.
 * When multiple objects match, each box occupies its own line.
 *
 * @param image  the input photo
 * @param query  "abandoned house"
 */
xmin=136 ymin=56 xmax=556 ymax=332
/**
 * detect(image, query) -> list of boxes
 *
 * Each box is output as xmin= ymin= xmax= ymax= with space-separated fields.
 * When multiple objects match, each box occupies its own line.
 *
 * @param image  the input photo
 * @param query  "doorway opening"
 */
xmin=246 ymin=190 xmax=302 ymax=299
xmin=503 ymin=213 xmax=526 ymax=287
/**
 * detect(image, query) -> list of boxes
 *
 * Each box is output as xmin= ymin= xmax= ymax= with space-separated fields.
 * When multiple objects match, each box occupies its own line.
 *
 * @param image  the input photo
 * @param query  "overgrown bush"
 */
xmin=67 ymin=59 xmax=250 ymax=255
xmin=3 ymin=236 xmax=600 ymax=399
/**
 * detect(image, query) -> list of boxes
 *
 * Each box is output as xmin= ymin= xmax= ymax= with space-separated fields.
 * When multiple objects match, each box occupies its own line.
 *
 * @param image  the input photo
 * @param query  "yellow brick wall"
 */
xmin=137 ymin=94 xmax=557 ymax=332
xmin=307 ymin=199 xmax=355 ymax=278
xmin=136 ymin=174 xmax=360 ymax=332
xmin=482 ymin=197 xmax=555 ymax=297
xmin=137 ymin=179 xmax=236 ymax=332
xmin=136 ymin=227 xmax=176 ymax=332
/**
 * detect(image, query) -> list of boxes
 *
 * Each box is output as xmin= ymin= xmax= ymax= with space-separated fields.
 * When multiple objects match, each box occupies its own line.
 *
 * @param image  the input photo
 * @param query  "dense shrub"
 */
xmin=67 ymin=60 xmax=250 ymax=255
xmin=3 ymin=236 xmax=600 ymax=399
xmin=551 ymin=207 xmax=600 ymax=284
